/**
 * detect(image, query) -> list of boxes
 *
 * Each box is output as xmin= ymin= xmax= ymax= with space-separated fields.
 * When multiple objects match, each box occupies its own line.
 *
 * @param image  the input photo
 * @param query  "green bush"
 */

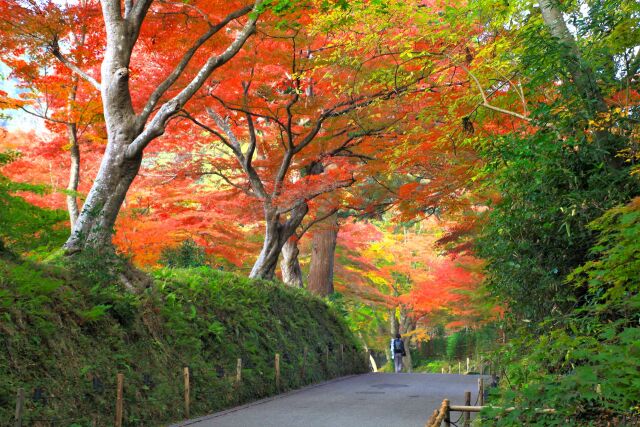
xmin=484 ymin=199 xmax=640 ymax=425
xmin=0 ymin=151 xmax=67 ymax=254
xmin=159 ymin=239 xmax=208 ymax=268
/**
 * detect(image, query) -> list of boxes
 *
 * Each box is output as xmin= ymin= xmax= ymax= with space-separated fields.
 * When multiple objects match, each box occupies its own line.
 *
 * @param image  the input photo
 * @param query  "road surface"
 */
xmin=174 ymin=373 xmax=484 ymax=427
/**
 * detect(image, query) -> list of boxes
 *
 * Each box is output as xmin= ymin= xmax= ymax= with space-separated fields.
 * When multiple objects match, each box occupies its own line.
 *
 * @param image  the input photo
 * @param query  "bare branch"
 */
xmin=202 ymin=170 xmax=255 ymax=197
xmin=49 ymin=43 xmax=101 ymax=91
xmin=206 ymin=108 xmax=242 ymax=151
xmin=462 ymin=64 xmax=531 ymax=122
xmin=137 ymin=4 xmax=254 ymax=123
xmin=205 ymin=108 xmax=269 ymax=200
xmin=297 ymin=208 xmax=339 ymax=238
xmin=181 ymin=110 xmax=236 ymax=153
xmin=125 ymin=1 xmax=263 ymax=159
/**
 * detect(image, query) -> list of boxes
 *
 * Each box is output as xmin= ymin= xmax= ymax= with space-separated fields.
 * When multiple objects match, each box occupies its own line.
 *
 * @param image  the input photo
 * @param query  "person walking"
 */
xmin=391 ymin=333 xmax=406 ymax=373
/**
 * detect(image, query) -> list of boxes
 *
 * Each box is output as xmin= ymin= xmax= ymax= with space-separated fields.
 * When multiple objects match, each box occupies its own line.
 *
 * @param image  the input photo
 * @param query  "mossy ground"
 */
xmin=0 ymin=252 xmax=367 ymax=426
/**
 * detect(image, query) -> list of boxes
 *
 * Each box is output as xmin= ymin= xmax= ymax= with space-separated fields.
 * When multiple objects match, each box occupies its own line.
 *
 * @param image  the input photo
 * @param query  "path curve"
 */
xmin=173 ymin=373 xmax=485 ymax=427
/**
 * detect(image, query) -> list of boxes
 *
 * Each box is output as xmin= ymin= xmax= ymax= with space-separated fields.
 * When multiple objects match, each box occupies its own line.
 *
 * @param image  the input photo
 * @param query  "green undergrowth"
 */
xmin=0 ymin=252 xmax=367 ymax=426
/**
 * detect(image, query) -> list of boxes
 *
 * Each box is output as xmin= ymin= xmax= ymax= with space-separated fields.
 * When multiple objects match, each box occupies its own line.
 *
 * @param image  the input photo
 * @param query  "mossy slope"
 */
xmin=0 ymin=254 xmax=367 ymax=426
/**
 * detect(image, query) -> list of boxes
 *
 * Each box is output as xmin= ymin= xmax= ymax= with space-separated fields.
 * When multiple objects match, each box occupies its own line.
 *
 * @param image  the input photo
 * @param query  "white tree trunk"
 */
xmin=66 ymin=123 xmax=81 ymax=229
xmin=250 ymin=203 xmax=308 ymax=280
xmin=280 ymin=239 xmax=303 ymax=287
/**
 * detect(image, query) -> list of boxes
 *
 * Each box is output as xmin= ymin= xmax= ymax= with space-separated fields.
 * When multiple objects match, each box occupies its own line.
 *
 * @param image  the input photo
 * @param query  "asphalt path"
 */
xmin=174 ymin=373 xmax=484 ymax=427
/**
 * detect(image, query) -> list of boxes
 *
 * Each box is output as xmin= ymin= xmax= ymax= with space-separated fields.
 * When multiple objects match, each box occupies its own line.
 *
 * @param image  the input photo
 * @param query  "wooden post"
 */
xmin=183 ymin=367 xmax=190 ymax=419
xmin=325 ymin=345 xmax=330 ymax=373
xmin=300 ymin=346 xmax=308 ymax=380
xmin=14 ymin=388 xmax=24 ymax=427
xmin=115 ymin=373 xmax=124 ymax=427
xmin=236 ymin=358 xmax=242 ymax=383
xmin=275 ymin=353 xmax=281 ymax=390
xmin=478 ymin=377 xmax=484 ymax=406
xmin=458 ymin=361 xmax=461 ymax=374
xmin=426 ymin=409 xmax=438 ymax=427
xmin=444 ymin=399 xmax=451 ymax=427
xmin=441 ymin=367 xmax=445 ymax=374
xmin=466 ymin=357 xmax=470 ymax=373
xmin=448 ymin=364 xmax=451 ymax=374
xmin=464 ymin=391 xmax=471 ymax=427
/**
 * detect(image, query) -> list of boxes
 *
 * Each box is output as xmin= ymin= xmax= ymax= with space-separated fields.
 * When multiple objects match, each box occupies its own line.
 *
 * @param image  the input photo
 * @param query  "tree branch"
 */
xmin=137 ymin=4 xmax=253 ymax=124
xmin=49 ymin=43 xmax=101 ymax=91
xmin=205 ymin=108 xmax=269 ymax=199
xmin=125 ymin=1 xmax=263 ymax=159
xmin=297 ymin=208 xmax=339 ymax=238
xmin=460 ymin=63 xmax=531 ymax=122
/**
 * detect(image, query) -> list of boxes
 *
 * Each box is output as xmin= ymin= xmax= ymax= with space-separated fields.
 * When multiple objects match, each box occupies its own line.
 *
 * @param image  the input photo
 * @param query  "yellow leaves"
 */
xmin=588 ymin=107 xmax=627 ymax=132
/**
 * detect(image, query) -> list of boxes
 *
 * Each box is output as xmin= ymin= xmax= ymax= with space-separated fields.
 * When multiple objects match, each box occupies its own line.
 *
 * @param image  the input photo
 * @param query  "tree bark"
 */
xmin=66 ymin=122 xmax=80 ymax=228
xmin=61 ymin=1 xmax=261 ymax=254
xmin=538 ymin=0 xmax=607 ymax=114
xmin=400 ymin=308 xmax=415 ymax=373
xmin=307 ymin=213 xmax=338 ymax=296
xmin=389 ymin=308 xmax=400 ymax=337
xmin=64 ymin=128 xmax=143 ymax=253
xmin=280 ymin=238 xmax=303 ymax=287
xmin=250 ymin=203 xmax=308 ymax=280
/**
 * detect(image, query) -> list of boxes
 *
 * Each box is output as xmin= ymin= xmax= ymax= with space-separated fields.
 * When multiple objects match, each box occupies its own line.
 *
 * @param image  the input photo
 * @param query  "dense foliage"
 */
xmin=0 ymin=254 xmax=365 ymax=425
xmin=483 ymin=199 xmax=640 ymax=425
xmin=0 ymin=151 xmax=66 ymax=253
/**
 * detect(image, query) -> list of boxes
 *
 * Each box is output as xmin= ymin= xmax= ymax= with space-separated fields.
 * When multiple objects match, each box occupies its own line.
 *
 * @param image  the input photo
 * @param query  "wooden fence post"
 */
xmin=466 ymin=357 xmax=470 ymax=373
xmin=236 ymin=358 xmax=242 ymax=384
xmin=444 ymin=399 xmax=451 ymax=427
xmin=183 ymin=367 xmax=190 ymax=419
xmin=14 ymin=388 xmax=24 ymax=427
xmin=300 ymin=346 xmax=308 ymax=380
xmin=478 ymin=377 xmax=485 ymax=406
xmin=458 ymin=361 xmax=461 ymax=374
xmin=448 ymin=365 xmax=451 ymax=374
xmin=325 ymin=346 xmax=330 ymax=373
xmin=115 ymin=373 xmax=124 ymax=427
xmin=275 ymin=353 xmax=281 ymax=390
xmin=464 ymin=391 xmax=471 ymax=427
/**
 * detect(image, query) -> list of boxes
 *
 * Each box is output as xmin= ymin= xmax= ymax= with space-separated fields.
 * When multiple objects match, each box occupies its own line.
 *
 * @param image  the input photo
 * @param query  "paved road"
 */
xmin=175 ymin=373 xmax=484 ymax=427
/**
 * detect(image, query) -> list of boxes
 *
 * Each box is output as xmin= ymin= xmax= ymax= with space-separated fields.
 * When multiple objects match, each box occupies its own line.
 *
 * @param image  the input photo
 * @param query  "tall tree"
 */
xmin=182 ymin=15 xmax=431 ymax=280
xmin=1 ymin=0 xmax=265 ymax=255
xmin=307 ymin=212 xmax=338 ymax=295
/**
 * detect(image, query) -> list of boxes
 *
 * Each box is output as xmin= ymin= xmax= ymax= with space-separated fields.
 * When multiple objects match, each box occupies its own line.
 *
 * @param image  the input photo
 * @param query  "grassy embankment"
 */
xmin=0 ymin=251 xmax=367 ymax=425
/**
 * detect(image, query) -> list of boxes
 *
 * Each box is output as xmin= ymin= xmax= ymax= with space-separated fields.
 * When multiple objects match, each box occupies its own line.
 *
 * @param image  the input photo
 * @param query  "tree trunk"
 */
xmin=250 ymin=203 xmax=308 ymax=280
xmin=307 ymin=214 xmax=338 ymax=296
xmin=538 ymin=0 xmax=607 ymax=114
xmin=61 ymin=1 xmax=260 ymax=254
xmin=64 ymin=129 xmax=142 ymax=253
xmin=390 ymin=308 xmax=399 ymax=336
xmin=66 ymin=122 xmax=81 ymax=228
xmin=64 ymin=46 xmax=83 ymax=230
xmin=280 ymin=238 xmax=303 ymax=287
xmin=400 ymin=308 xmax=415 ymax=373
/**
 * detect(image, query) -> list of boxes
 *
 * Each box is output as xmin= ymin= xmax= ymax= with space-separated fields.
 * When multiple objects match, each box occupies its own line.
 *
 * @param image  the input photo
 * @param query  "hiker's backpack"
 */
xmin=393 ymin=338 xmax=404 ymax=353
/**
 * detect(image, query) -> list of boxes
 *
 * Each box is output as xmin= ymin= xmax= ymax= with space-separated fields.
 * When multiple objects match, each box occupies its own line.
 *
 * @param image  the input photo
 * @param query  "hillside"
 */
xmin=0 ymin=252 xmax=367 ymax=425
